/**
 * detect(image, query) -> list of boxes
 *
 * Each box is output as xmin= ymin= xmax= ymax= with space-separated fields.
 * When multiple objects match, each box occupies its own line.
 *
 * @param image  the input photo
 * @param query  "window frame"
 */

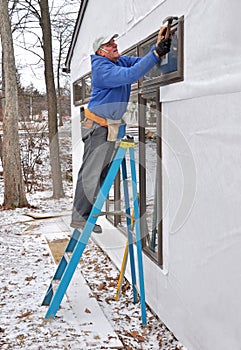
xmin=73 ymin=78 xmax=83 ymax=106
xmin=139 ymin=16 xmax=184 ymax=89
xmin=83 ymin=74 xmax=92 ymax=103
xmin=73 ymin=73 xmax=92 ymax=106
xmin=138 ymin=90 xmax=163 ymax=266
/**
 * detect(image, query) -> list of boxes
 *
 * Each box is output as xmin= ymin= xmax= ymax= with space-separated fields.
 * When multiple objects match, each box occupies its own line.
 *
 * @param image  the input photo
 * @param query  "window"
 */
xmin=106 ymin=92 xmax=163 ymax=266
xmin=139 ymin=16 xmax=184 ymax=88
xmin=73 ymin=74 xmax=92 ymax=105
xmin=138 ymin=92 xmax=163 ymax=266
xmin=73 ymin=79 xmax=82 ymax=105
xmin=83 ymin=75 xmax=92 ymax=102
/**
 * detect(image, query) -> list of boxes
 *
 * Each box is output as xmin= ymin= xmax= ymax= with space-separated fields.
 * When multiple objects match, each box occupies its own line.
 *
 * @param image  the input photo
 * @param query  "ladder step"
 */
xmin=42 ymin=285 xmax=53 ymax=306
xmin=52 ymin=280 xmax=60 ymax=294
xmin=42 ymin=280 xmax=61 ymax=306
xmin=66 ymin=229 xmax=81 ymax=252
xmin=63 ymin=252 xmax=72 ymax=263
xmin=54 ymin=256 xmax=68 ymax=280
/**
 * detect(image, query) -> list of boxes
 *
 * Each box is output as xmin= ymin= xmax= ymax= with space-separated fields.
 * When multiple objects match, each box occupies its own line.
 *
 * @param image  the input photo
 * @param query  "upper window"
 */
xmin=73 ymin=73 xmax=92 ymax=106
xmin=139 ymin=16 xmax=184 ymax=88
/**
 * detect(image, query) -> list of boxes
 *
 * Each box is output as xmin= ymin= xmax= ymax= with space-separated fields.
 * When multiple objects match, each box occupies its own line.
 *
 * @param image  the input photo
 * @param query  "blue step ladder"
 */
xmin=42 ymin=136 xmax=147 ymax=324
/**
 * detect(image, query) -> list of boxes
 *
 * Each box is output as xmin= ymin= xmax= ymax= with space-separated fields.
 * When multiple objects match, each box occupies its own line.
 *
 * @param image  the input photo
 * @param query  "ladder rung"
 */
xmin=42 ymin=286 xmax=53 ymax=306
xmin=54 ymin=256 xmax=67 ymax=280
xmin=52 ymin=280 xmax=60 ymax=294
xmin=63 ymin=252 xmax=72 ymax=263
xmin=66 ymin=229 xmax=81 ymax=252
xmin=42 ymin=280 xmax=59 ymax=306
xmin=134 ymin=283 xmax=140 ymax=294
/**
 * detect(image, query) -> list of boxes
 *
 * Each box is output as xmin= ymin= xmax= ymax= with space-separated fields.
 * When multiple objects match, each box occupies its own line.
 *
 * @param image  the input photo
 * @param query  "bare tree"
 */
xmin=0 ymin=0 xmax=28 ymax=208
xmin=2 ymin=0 xmax=80 ymax=199
xmin=39 ymin=0 xmax=64 ymax=198
xmin=8 ymin=0 xmax=64 ymax=198
xmin=51 ymin=0 xmax=81 ymax=126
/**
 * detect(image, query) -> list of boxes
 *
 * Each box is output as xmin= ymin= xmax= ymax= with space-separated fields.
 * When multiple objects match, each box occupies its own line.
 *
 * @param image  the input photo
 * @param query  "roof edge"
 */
xmin=63 ymin=0 xmax=89 ymax=73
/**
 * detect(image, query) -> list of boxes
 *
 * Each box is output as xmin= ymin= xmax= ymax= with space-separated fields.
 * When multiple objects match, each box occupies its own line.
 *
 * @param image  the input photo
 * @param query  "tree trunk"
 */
xmin=39 ymin=0 xmax=64 ymax=199
xmin=57 ymin=38 xmax=63 ymax=127
xmin=0 ymin=0 xmax=28 ymax=208
xmin=0 ymin=135 xmax=3 ymax=163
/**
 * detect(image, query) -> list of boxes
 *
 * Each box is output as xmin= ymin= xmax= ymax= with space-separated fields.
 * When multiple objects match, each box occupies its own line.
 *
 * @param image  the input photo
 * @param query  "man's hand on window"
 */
xmin=155 ymin=38 xmax=172 ymax=58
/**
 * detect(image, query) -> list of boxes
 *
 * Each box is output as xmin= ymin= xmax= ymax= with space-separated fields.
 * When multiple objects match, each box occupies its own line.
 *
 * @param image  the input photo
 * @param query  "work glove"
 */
xmin=155 ymin=38 xmax=172 ymax=57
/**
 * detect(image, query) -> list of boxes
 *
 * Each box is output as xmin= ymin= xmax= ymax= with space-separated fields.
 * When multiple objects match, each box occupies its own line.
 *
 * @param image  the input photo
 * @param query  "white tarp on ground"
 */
xmin=69 ymin=1 xmax=241 ymax=349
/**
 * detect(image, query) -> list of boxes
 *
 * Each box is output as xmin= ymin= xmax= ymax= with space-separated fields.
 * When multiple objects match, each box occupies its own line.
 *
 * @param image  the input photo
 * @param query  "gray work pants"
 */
xmin=72 ymin=123 xmax=116 ymax=223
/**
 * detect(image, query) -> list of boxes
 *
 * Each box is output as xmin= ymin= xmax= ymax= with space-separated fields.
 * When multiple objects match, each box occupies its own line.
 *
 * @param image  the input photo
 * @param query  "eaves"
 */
xmin=63 ymin=0 xmax=89 ymax=73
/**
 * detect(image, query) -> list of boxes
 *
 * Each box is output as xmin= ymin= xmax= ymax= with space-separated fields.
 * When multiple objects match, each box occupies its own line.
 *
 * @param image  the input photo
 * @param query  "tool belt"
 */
xmin=84 ymin=109 xmax=124 ymax=142
xmin=84 ymin=109 xmax=108 ymax=127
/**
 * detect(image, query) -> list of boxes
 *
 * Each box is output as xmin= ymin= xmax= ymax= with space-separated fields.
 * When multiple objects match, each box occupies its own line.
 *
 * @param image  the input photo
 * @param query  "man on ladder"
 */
xmin=70 ymin=27 xmax=171 ymax=232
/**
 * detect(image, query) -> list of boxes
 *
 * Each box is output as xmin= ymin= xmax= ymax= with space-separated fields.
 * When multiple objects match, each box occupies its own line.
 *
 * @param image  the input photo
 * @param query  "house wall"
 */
xmin=160 ymin=92 xmax=241 ymax=349
xmin=70 ymin=1 xmax=241 ymax=349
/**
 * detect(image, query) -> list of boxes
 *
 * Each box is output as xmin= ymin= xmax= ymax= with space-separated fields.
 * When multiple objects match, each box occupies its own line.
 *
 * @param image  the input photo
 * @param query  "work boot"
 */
xmin=70 ymin=221 xmax=85 ymax=230
xmin=70 ymin=220 xmax=102 ymax=234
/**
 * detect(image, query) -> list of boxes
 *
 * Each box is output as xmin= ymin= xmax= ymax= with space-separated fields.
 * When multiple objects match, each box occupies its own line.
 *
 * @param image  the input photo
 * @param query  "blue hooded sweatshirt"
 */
xmin=88 ymin=47 xmax=160 ymax=120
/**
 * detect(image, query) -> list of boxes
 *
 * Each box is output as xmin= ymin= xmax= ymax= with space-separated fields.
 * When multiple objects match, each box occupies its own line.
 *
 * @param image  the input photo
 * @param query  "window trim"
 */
xmin=139 ymin=90 xmax=163 ymax=267
xmin=73 ymin=73 xmax=92 ymax=106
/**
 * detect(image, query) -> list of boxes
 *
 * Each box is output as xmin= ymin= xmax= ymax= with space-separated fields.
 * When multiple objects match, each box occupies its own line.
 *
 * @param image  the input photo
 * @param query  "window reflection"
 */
xmin=141 ymin=97 xmax=158 ymax=255
xmin=83 ymin=76 xmax=92 ymax=99
xmin=123 ymin=99 xmax=138 ymax=127
xmin=73 ymin=80 xmax=82 ymax=105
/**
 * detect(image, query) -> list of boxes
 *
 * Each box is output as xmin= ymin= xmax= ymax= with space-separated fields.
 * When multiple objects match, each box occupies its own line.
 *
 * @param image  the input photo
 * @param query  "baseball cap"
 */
xmin=93 ymin=34 xmax=118 ymax=53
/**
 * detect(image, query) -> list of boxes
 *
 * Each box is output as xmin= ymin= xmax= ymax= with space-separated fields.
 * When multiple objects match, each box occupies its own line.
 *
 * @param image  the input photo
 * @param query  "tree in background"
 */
xmin=17 ymin=80 xmax=46 ymax=121
xmin=0 ymin=0 xmax=28 ymax=208
xmin=10 ymin=0 xmax=78 ymax=121
xmin=39 ymin=0 xmax=64 ymax=198
xmin=51 ymin=2 xmax=78 ymax=126
xmin=0 ymin=0 xmax=80 ymax=200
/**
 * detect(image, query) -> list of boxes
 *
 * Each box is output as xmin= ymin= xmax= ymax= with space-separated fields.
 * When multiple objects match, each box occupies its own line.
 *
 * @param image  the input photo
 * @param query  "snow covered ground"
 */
xmin=0 ymin=124 xmax=185 ymax=349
